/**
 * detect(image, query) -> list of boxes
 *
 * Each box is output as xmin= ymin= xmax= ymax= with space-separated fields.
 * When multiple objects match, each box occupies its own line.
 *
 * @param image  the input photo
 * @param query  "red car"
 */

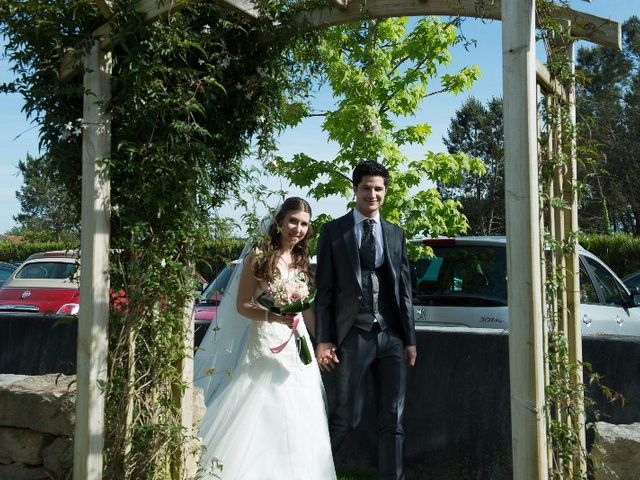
xmin=0 ymin=251 xmax=80 ymax=315
xmin=0 ymin=249 xmax=227 ymax=324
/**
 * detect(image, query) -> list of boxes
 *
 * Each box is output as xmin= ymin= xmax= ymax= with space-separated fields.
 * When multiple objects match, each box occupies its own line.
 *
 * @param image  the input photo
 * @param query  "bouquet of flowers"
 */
xmin=257 ymin=273 xmax=315 ymax=365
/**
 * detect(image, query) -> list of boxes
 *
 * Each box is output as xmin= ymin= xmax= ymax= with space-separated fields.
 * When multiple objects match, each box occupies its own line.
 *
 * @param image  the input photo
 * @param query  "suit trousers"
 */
xmin=330 ymin=326 xmax=407 ymax=480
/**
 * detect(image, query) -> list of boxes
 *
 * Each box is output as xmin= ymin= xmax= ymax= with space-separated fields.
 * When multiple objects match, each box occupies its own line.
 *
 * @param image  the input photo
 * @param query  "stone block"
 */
xmin=0 ymin=374 xmax=75 ymax=436
xmin=593 ymin=421 xmax=640 ymax=480
xmin=0 ymin=427 xmax=51 ymax=465
xmin=42 ymin=436 xmax=73 ymax=478
xmin=0 ymin=463 xmax=50 ymax=480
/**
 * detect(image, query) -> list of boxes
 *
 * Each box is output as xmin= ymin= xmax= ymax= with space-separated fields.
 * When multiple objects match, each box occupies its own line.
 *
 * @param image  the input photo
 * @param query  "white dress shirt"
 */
xmin=353 ymin=209 xmax=384 ymax=268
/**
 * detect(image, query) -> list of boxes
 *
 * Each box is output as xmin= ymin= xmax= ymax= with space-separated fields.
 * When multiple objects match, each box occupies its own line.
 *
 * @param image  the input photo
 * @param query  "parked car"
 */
xmin=623 ymin=271 xmax=640 ymax=295
xmin=411 ymin=237 xmax=640 ymax=336
xmin=0 ymin=251 xmax=80 ymax=315
xmin=195 ymin=261 xmax=238 ymax=323
xmin=0 ymin=262 xmax=18 ymax=288
xmin=194 ymin=255 xmax=319 ymax=323
xmin=193 ymin=261 xmax=238 ymax=346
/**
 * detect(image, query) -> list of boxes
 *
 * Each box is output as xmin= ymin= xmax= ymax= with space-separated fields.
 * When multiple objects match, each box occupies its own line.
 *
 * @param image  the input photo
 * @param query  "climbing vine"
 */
xmin=1 ymin=1 xmax=320 ymax=478
xmin=537 ymin=1 xmax=621 ymax=478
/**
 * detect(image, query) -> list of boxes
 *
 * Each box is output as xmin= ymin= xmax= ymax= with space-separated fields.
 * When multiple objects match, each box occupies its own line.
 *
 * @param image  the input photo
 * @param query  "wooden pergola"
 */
xmin=64 ymin=1 xmax=621 ymax=479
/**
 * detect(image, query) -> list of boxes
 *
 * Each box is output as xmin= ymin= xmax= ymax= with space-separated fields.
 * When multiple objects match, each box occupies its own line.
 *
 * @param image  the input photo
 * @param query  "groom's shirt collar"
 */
xmin=352 ymin=209 xmax=384 ymax=267
xmin=353 ymin=208 xmax=380 ymax=226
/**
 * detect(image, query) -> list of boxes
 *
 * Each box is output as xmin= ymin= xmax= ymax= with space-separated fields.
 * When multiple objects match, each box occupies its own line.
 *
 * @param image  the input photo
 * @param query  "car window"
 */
xmin=579 ymin=261 xmax=599 ymax=304
xmin=625 ymin=273 xmax=640 ymax=288
xmin=411 ymin=245 xmax=507 ymax=304
xmin=0 ymin=266 xmax=14 ymax=283
xmin=582 ymin=256 xmax=627 ymax=307
xmin=201 ymin=264 xmax=236 ymax=301
xmin=16 ymin=261 xmax=77 ymax=280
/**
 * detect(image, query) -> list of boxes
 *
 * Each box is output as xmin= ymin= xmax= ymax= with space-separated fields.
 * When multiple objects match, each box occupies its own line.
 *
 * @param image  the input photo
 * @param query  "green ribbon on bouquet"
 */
xmin=257 ymin=290 xmax=315 ymax=365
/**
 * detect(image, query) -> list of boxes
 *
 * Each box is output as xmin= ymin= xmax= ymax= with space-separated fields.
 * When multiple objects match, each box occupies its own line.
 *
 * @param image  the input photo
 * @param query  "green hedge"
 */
xmin=195 ymin=237 xmax=246 ymax=281
xmin=4 ymin=235 xmax=637 ymax=281
xmin=579 ymin=233 xmax=640 ymax=279
xmin=0 ymin=238 xmax=245 ymax=280
xmin=0 ymin=241 xmax=76 ymax=263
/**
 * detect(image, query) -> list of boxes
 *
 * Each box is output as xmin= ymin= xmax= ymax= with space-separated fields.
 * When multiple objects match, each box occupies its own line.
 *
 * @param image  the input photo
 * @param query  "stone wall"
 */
xmin=0 ymin=374 xmax=205 ymax=480
xmin=0 ymin=374 xmax=75 ymax=480
xmin=2 ymin=315 xmax=640 ymax=479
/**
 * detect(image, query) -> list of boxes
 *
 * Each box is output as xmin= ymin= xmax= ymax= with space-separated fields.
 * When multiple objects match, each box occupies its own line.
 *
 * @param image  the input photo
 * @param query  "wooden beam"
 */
xmin=62 ymin=0 xmax=619 ymax=82
xmin=502 ymin=0 xmax=548 ymax=478
xmin=329 ymin=0 xmax=349 ymax=10
xmin=214 ymin=0 xmax=260 ymax=17
xmin=294 ymin=0 xmax=620 ymax=50
xmin=92 ymin=0 xmax=114 ymax=19
xmin=135 ymin=0 xmax=258 ymax=22
xmin=295 ymin=0 xmax=501 ymax=28
xmin=553 ymin=5 xmax=621 ymax=51
xmin=535 ymin=60 xmax=566 ymax=97
xmin=74 ymin=39 xmax=112 ymax=480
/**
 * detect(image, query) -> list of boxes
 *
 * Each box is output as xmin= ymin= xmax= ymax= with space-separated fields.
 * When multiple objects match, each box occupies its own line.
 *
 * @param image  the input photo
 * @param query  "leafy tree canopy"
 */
xmin=268 ymin=16 xmax=485 ymax=243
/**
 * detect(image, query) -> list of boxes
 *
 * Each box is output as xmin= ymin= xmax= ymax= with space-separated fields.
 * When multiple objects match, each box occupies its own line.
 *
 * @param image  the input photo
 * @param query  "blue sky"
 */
xmin=1 ymin=1 xmax=637 ymax=234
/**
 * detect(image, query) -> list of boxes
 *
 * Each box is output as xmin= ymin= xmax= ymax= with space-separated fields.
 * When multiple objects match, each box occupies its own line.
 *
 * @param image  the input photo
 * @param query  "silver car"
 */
xmin=411 ymin=236 xmax=640 ymax=336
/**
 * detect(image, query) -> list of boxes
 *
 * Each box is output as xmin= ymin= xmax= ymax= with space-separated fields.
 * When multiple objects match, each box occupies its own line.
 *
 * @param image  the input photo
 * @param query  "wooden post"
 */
xmin=171 ymin=295 xmax=197 ymax=479
xmin=502 ymin=1 xmax=548 ymax=478
xmin=74 ymin=39 xmax=112 ymax=480
xmin=563 ymin=38 xmax=587 ymax=477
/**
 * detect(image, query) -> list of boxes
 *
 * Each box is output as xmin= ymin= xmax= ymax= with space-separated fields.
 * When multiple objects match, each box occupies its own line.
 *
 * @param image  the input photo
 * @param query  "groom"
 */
xmin=315 ymin=160 xmax=417 ymax=480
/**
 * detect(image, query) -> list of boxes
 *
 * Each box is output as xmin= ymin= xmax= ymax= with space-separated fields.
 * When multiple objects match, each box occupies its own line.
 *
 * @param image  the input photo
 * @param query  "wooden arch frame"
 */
xmin=68 ymin=1 xmax=620 ymax=479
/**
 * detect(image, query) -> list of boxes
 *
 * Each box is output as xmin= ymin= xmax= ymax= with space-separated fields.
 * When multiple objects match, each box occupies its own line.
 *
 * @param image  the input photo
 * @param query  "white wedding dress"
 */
xmin=195 ymin=273 xmax=336 ymax=480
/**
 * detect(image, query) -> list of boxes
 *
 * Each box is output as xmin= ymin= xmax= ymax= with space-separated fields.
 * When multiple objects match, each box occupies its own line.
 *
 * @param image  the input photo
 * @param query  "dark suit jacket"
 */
xmin=315 ymin=211 xmax=416 ymax=349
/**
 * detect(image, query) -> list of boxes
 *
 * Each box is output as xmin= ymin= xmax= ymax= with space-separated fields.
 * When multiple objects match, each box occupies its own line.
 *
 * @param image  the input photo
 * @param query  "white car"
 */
xmin=411 ymin=236 xmax=640 ymax=336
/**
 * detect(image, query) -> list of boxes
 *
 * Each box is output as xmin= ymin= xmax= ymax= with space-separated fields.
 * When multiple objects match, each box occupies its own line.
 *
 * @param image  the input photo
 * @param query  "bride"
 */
xmin=194 ymin=197 xmax=336 ymax=480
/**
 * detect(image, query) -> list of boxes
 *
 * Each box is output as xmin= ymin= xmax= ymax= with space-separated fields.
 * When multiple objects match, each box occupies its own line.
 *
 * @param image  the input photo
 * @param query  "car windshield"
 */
xmin=15 ymin=261 xmax=78 ymax=280
xmin=411 ymin=245 xmax=507 ymax=306
xmin=200 ymin=264 xmax=236 ymax=302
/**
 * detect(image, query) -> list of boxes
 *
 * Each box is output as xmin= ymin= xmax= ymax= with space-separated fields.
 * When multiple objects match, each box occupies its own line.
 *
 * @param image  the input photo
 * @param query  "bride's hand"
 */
xmin=315 ymin=342 xmax=339 ymax=371
xmin=276 ymin=312 xmax=298 ymax=328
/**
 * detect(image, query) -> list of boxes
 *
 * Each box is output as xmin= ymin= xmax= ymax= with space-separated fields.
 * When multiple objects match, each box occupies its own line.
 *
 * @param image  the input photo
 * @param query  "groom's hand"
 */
xmin=316 ymin=342 xmax=339 ymax=371
xmin=405 ymin=346 xmax=417 ymax=367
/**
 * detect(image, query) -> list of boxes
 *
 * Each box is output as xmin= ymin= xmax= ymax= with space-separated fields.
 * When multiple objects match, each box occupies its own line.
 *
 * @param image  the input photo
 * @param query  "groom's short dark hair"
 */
xmin=352 ymin=160 xmax=389 ymax=188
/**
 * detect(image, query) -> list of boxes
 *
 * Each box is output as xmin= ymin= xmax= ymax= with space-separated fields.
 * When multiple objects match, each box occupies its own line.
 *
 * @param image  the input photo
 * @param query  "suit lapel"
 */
xmin=338 ymin=212 xmax=362 ymax=289
xmin=381 ymin=218 xmax=398 ymax=284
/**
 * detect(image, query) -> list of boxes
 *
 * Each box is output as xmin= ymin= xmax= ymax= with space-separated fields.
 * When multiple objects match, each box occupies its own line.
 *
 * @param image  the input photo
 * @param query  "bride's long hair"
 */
xmin=254 ymin=197 xmax=313 ymax=284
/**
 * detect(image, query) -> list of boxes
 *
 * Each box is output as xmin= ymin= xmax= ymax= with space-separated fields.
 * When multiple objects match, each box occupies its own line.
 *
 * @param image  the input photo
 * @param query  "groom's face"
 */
xmin=354 ymin=175 xmax=386 ymax=217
